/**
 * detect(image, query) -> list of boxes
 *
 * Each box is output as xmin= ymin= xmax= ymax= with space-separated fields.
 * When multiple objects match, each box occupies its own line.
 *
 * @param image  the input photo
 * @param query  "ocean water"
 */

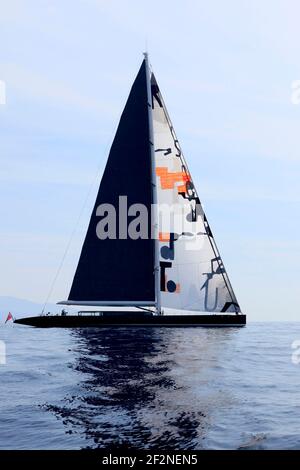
xmin=0 ymin=322 xmax=300 ymax=450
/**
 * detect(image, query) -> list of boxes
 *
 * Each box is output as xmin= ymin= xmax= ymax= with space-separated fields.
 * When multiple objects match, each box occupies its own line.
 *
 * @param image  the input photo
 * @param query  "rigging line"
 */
xmin=41 ymin=166 xmax=101 ymax=314
xmin=41 ymin=135 xmax=118 ymax=314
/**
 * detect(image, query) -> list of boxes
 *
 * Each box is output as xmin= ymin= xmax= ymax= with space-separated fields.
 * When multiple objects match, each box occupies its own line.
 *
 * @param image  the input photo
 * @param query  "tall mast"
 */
xmin=144 ymin=52 xmax=161 ymax=315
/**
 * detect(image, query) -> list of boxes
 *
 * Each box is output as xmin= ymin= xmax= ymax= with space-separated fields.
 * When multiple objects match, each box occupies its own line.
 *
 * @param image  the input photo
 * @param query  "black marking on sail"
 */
xmin=151 ymin=78 xmax=163 ymax=108
xmin=160 ymin=233 xmax=177 ymax=260
xmin=221 ymin=302 xmax=240 ymax=313
xmin=203 ymin=213 xmax=213 ymax=237
xmin=68 ymin=60 xmax=155 ymax=303
xmin=200 ymin=257 xmax=225 ymax=311
xmin=155 ymin=148 xmax=172 ymax=156
xmin=167 ymin=280 xmax=177 ymax=293
xmin=160 ymin=261 xmax=172 ymax=292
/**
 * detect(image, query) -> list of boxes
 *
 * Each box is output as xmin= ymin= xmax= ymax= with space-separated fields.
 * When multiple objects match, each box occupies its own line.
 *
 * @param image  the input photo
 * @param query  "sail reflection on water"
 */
xmin=44 ymin=327 xmax=239 ymax=449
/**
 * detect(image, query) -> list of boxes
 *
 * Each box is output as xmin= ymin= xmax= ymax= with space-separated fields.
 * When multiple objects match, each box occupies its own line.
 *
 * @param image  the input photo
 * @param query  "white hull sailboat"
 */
xmin=15 ymin=55 xmax=246 ymax=328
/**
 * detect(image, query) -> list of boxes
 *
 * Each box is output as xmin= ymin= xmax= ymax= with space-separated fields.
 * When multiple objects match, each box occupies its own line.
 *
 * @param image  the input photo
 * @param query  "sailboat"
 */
xmin=15 ymin=55 xmax=246 ymax=327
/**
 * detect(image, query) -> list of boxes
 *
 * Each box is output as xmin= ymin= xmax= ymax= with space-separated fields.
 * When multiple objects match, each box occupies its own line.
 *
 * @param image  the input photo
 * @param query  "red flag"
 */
xmin=5 ymin=312 xmax=13 ymax=323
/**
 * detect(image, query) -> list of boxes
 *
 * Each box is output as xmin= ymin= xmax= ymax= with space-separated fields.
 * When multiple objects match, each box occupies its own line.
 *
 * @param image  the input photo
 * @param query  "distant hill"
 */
xmin=0 ymin=296 xmax=60 ymax=323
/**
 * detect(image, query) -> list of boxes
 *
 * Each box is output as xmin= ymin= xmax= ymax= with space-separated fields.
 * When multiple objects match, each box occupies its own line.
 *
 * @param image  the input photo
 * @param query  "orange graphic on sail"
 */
xmin=156 ymin=167 xmax=190 ymax=194
xmin=159 ymin=232 xmax=170 ymax=242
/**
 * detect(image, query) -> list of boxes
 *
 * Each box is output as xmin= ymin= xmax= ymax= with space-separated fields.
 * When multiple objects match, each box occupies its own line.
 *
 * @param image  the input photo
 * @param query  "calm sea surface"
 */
xmin=0 ymin=322 xmax=300 ymax=449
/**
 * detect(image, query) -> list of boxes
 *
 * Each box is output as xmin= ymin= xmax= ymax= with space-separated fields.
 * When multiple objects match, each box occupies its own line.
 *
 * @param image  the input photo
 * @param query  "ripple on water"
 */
xmin=0 ymin=323 xmax=300 ymax=449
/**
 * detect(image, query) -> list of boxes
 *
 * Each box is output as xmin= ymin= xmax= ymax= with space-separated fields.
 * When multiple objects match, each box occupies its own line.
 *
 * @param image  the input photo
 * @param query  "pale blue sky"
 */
xmin=0 ymin=0 xmax=299 ymax=320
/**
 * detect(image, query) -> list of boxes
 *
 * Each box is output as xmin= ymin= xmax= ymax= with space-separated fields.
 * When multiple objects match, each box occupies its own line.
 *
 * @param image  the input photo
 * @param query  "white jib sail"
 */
xmin=151 ymin=74 xmax=240 ymax=313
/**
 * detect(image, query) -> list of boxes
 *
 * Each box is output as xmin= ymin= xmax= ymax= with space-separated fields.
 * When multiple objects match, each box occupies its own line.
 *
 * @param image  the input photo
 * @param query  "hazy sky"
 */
xmin=0 ymin=0 xmax=299 ymax=321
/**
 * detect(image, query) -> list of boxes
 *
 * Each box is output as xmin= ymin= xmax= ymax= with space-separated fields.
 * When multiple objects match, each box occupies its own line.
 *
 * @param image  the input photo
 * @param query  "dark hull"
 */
xmin=14 ymin=313 xmax=246 ymax=328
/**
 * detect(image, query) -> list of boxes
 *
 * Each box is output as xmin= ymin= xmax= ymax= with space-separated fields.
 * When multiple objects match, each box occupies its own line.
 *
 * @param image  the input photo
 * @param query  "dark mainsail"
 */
xmin=68 ymin=60 xmax=155 ymax=304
